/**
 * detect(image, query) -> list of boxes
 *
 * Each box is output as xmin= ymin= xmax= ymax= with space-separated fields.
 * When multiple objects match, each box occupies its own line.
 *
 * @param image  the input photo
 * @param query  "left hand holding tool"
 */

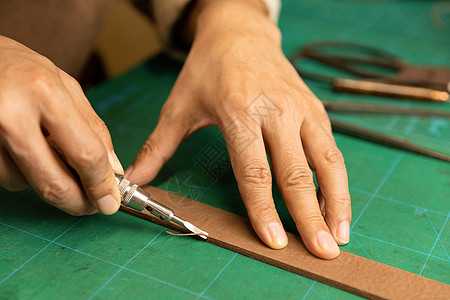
xmin=0 ymin=36 xmax=123 ymax=216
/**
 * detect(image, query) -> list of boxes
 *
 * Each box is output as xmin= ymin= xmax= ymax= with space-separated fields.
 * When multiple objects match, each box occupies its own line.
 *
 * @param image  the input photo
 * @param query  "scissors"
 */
xmin=289 ymin=41 xmax=450 ymax=101
xmin=288 ymin=41 xmax=450 ymax=162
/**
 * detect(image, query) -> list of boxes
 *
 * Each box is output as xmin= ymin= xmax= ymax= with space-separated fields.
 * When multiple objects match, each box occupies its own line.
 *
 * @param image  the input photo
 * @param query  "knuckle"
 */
xmin=223 ymin=96 xmax=256 ymax=119
xmin=239 ymin=160 xmax=272 ymax=185
xmin=321 ymin=146 xmax=344 ymax=164
xmin=38 ymin=178 xmax=69 ymax=206
xmin=138 ymin=140 xmax=153 ymax=156
xmin=223 ymin=89 xmax=245 ymax=106
xmin=299 ymin=210 xmax=326 ymax=225
xmin=244 ymin=93 xmax=287 ymax=123
xmin=0 ymin=168 xmax=29 ymax=192
xmin=76 ymin=141 xmax=107 ymax=169
xmin=97 ymin=118 xmax=107 ymax=131
xmin=0 ymin=114 xmax=12 ymax=137
xmin=315 ymin=99 xmax=328 ymax=116
xmin=282 ymin=165 xmax=314 ymax=189
xmin=318 ymin=113 xmax=332 ymax=129
xmin=272 ymin=97 xmax=290 ymax=116
xmin=2 ymin=181 xmax=29 ymax=192
xmin=28 ymin=72 xmax=57 ymax=99
xmin=96 ymin=119 xmax=111 ymax=140
xmin=65 ymin=75 xmax=83 ymax=91
xmin=0 ymin=104 xmax=22 ymax=138
xmin=82 ymin=171 xmax=112 ymax=196
xmin=138 ymin=137 xmax=166 ymax=164
xmin=249 ymin=199 xmax=277 ymax=222
xmin=331 ymin=194 xmax=351 ymax=210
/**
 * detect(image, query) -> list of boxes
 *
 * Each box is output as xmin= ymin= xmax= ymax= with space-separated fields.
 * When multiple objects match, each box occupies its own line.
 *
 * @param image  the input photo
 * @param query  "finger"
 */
xmin=125 ymin=108 xmax=191 ymax=186
xmin=302 ymin=119 xmax=351 ymax=245
xmin=60 ymin=74 xmax=123 ymax=174
xmin=221 ymin=117 xmax=288 ymax=250
xmin=1 ymin=115 xmax=94 ymax=215
xmin=40 ymin=86 xmax=120 ymax=215
xmin=265 ymin=123 xmax=340 ymax=259
xmin=0 ymin=145 xmax=29 ymax=191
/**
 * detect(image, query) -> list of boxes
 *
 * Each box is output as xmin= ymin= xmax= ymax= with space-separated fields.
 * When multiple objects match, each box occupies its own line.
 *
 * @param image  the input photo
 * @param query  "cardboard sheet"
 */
xmin=119 ymin=186 xmax=450 ymax=299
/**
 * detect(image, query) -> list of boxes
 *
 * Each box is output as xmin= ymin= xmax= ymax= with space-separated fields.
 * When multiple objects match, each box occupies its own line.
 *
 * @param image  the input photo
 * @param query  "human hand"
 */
xmin=126 ymin=1 xmax=351 ymax=259
xmin=0 ymin=36 xmax=123 ymax=215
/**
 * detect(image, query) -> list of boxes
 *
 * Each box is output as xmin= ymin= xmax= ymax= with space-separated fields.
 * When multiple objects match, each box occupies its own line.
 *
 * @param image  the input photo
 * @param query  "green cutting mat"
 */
xmin=1 ymin=0 xmax=449 ymax=299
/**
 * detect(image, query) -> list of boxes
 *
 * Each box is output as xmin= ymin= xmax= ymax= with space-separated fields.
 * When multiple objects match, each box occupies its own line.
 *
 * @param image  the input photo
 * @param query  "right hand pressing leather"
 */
xmin=0 ymin=36 xmax=123 ymax=215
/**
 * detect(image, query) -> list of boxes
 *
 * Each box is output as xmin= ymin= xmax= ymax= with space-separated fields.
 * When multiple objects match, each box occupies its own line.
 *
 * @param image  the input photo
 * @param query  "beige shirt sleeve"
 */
xmin=151 ymin=0 xmax=281 ymax=40
xmin=149 ymin=0 xmax=281 ymax=58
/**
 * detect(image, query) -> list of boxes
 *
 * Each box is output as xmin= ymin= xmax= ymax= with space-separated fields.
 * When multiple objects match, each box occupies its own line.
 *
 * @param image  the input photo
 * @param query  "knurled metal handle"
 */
xmin=124 ymin=184 xmax=138 ymax=205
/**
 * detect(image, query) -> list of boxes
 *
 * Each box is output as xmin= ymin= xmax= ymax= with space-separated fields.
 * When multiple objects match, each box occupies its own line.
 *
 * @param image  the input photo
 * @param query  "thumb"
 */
xmin=125 ymin=116 xmax=189 ymax=185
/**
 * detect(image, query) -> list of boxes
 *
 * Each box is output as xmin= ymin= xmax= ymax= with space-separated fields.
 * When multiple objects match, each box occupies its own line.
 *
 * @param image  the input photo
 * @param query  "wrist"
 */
xmin=193 ymin=0 xmax=281 ymax=46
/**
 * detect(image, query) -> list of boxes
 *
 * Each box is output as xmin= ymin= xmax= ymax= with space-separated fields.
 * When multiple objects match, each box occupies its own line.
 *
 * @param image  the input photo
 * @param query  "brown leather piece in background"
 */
xmin=120 ymin=186 xmax=450 ymax=300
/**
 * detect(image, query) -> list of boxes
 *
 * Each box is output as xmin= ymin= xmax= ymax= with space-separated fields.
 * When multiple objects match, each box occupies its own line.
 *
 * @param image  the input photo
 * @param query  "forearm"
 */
xmin=0 ymin=0 xmax=116 ymax=77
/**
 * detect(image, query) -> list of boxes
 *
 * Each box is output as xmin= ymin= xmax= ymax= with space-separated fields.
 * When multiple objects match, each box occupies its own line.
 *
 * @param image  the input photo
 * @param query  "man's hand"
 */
xmin=126 ymin=0 xmax=351 ymax=259
xmin=0 ymin=36 xmax=123 ymax=215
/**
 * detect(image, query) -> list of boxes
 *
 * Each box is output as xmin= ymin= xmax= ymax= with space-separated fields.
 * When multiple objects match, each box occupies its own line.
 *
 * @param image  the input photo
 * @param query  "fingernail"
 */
xmin=96 ymin=195 xmax=119 ymax=215
xmin=267 ymin=222 xmax=288 ymax=248
xmin=124 ymin=164 xmax=134 ymax=177
xmin=109 ymin=151 xmax=124 ymax=174
xmin=317 ymin=231 xmax=339 ymax=252
xmin=337 ymin=220 xmax=350 ymax=244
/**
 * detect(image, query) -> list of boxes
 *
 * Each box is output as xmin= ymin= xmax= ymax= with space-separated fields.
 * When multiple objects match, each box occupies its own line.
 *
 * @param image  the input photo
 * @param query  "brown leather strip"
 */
xmin=120 ymin=186 xmax=449 ymax=300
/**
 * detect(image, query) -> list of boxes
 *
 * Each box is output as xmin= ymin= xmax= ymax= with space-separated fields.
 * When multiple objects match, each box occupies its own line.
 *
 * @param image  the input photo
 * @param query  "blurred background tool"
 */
xmin=322 ymin=99 xmax=450 ymax=162
xmin=289 ymin=40 xmax=450 ymax=162
xmin=329 ymin=119 xmax=450 ymax=163
xmin=321 ymin=101 xmax=450 ymax=117
xmin=289 ymin=41 xmax=450 ymax=101
xmin=322 ymin=102 xmax=450 ymax=162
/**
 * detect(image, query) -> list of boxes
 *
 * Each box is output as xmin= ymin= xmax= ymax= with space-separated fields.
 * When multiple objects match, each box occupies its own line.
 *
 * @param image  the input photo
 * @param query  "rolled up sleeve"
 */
xmin=132 ymin=0 xmax=281 ymax=59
